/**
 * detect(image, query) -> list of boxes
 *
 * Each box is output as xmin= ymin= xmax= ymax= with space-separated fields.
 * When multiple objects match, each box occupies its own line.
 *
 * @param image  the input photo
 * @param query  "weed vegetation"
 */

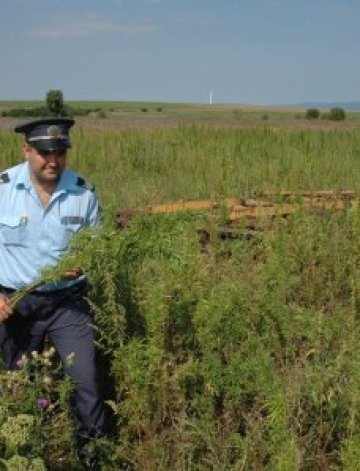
xmin=1 ymin=123 xmax=360 ymax=469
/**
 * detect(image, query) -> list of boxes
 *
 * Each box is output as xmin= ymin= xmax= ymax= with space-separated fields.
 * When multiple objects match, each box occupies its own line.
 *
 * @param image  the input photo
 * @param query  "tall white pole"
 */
xmin=209 ymin=89 xmax=213 ymax=105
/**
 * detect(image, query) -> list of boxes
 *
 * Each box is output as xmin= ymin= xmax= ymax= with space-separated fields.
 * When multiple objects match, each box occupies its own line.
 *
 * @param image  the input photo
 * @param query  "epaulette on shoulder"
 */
xmin=76 ymin=176 xmax=95 ymax=192
xmin=0 ymin=173 xmax=10 ymax=184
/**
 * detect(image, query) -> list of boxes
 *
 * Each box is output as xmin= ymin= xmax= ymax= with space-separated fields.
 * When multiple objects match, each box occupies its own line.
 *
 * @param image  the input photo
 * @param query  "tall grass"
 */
xmin=1 ymin=123 xmax=360 ymax=469
xmin=74 ymin=208 xmax=360 ymax=470
xmin=2 ymin=125 xmax=360 ymax=207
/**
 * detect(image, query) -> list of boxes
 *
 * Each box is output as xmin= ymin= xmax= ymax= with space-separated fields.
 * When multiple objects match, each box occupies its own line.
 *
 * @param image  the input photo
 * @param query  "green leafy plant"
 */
xmin=0 ymin=348 xmax=76 ymax=469
xmin=328 ymin=107 xmax=346 ymax=121
xmin=305 ymin=108 xmax=320 ymax=119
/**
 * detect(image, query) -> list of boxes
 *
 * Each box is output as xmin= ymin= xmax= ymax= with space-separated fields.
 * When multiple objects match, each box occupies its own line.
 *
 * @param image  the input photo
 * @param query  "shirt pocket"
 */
xmin=0 ymin=216 xmax=26 ymax=246
xmin=46 ymin=218 xmax=82 ymax=252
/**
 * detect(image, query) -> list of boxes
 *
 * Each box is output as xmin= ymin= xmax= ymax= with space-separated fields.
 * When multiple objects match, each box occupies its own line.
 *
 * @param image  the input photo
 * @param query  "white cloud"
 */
xmin=27 ymin=14 xmax=157 ymax=38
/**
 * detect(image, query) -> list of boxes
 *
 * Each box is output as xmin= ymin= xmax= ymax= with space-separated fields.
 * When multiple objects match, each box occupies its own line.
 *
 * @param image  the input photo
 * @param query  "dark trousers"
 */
xmin=0 ymin=283 xmax=105 ymax=439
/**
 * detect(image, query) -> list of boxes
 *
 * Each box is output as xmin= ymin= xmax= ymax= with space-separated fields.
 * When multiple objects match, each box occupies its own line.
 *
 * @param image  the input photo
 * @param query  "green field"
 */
xmin=1 ymin=115 xmax=360 ymax=469
xmin=3 ymin=120 xmax=360 ymax=208
xmin=1 ymin=99 xmax=360 ymax=121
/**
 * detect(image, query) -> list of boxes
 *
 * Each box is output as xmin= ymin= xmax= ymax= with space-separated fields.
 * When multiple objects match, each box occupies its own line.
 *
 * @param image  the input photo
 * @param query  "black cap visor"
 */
xmin=26 ymin=137 xmax=71 ymax=151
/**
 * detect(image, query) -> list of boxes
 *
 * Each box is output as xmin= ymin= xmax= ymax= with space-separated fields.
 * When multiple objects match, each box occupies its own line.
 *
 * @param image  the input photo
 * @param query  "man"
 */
xmin=0 ymin=117 xmax=105 ymax=468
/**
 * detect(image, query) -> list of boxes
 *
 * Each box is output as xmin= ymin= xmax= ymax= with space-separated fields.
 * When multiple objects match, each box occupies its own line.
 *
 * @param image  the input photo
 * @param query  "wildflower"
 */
xmin=6 ymin=455 xmax=29 ymax=469
xmin=66 ymin=351 xmax=75 ymax=366
xmin=31 ymin=351 xmax=39 ymax=359
xmin=0 ymin=414 xmax=35 ymax=449
xmin=42 ymin=376 xmax=53 ymax=387
xmin=43 ymin=347 xmax=56 ymax=359
xmin=37 ymin=397 xmax=50 ymax=410
xmin=29 ymin=457 xmax=47 ymax=470
xmin=48 ymin=346 xmax=56 ymax=357
xmin=16 ymin=354 xmax=28 ymax=368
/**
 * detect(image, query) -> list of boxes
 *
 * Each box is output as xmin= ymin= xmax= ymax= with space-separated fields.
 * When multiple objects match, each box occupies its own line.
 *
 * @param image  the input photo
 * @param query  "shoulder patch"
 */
xmin=76 ymin=176 xmax=95 ymax=192
xmin=0 ymin=173 xmax=10 ymax=184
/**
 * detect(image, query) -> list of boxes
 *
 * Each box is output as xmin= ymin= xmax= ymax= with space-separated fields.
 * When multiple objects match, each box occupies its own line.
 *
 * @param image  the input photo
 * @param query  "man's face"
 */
xmin=24 ymin=144 xmax=67 ymax=184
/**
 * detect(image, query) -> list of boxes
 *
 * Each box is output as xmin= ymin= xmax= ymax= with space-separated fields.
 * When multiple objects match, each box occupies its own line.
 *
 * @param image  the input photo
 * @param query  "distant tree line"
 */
xmin=1 ymin=90 xmax=103 ymax=118
xmin=305 ymin=107 xmax=346 ymax=121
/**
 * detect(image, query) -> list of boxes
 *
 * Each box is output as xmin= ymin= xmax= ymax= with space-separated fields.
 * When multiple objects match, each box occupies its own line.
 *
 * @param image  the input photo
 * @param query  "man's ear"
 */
xmin=23 ymin=143 xmax=30 ymax=161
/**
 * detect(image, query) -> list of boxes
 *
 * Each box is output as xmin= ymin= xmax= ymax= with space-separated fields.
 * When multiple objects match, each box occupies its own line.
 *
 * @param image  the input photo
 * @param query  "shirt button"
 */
xmin=38 ymin=239 xmax=49 ymax=252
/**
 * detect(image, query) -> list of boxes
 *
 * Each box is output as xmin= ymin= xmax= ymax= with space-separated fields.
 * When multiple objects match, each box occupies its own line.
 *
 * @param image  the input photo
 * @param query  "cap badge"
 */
xmin=47 ymin=125 xmax=62 ymax=138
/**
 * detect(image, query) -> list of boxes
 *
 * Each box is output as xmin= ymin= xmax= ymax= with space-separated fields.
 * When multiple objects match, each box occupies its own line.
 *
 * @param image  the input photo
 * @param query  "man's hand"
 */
xmin=61 ymin=267 xmax=84 ymax=280
xmin=0 ymin=294 xmax=12 ymax=322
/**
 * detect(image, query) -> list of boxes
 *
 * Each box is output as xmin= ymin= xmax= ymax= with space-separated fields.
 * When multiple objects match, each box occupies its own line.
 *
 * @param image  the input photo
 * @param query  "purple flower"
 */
xmin=37 ymin=397 xmax=50 ymax=410
xmin=16 ymin=354 xmax=27 ymax=368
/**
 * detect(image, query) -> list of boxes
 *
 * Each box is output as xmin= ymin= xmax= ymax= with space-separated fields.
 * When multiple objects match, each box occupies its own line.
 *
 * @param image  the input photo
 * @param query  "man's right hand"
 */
xmin=0 ymin=294 xmax=12 ymax=322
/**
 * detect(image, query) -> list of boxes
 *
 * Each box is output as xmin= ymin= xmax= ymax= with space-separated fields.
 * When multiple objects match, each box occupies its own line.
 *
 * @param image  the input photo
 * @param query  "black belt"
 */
xmin=0 ymin=280 xmax=88 ymax=297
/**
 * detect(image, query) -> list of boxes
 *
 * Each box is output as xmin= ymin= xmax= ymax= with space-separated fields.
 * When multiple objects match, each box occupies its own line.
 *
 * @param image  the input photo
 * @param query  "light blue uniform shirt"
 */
xmin=0 ymin=162 xmax=100 ymax=290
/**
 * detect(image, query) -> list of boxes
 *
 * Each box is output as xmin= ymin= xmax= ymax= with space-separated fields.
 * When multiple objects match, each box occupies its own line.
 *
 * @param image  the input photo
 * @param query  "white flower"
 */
xmin=65 ymin=352 xmax=75 ymax=366
xmin=43 ymin=376 xmax=53 ymax=387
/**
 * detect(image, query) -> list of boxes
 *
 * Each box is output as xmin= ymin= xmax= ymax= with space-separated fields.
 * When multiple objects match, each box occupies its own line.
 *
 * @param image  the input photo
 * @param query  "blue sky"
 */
xmin=0 ymin=0 xmax=359 ymax=105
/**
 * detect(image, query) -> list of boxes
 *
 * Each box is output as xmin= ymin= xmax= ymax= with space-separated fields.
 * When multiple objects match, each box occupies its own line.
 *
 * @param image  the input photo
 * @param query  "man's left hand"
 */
xmin=62 ymin=267 xmax=83 ymax=280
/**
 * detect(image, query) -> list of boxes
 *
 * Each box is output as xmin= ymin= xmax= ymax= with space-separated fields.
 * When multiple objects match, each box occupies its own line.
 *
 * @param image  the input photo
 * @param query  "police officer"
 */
xmin=0 ymin=117 xmax=106 ymax=468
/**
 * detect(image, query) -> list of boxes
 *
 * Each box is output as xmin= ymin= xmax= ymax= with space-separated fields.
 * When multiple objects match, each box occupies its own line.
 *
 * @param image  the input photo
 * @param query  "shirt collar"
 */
xmin=15 ymin=163 xmax=79 ymax=195
xmin=54 ymin=169 xmax=79 ymax=195
xmin=15 ymin=163 xmax=32 ymax=190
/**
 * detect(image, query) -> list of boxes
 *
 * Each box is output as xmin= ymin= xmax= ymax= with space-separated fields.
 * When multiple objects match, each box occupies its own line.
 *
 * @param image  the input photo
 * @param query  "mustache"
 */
xmin=43 ymin=164 xmax=61 ymax=169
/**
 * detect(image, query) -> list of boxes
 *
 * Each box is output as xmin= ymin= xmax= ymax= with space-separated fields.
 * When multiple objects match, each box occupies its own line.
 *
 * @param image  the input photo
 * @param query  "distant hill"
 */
xmin=290 ymin=101 xmax=360 ymax=111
